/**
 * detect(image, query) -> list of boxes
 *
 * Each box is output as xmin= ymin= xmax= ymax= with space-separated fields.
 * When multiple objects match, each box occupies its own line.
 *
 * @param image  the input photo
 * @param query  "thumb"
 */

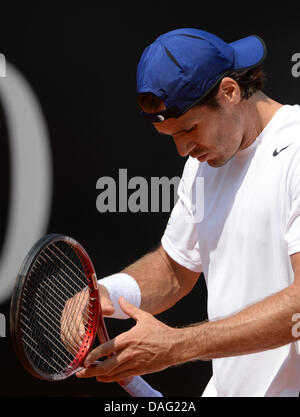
xmin=99 ymin=285 xmax=115 ymax=316
xmin=118 ymin=296 xmax=142 ymax=321
xmin=101 ymin=299 xmax=115 ymax=317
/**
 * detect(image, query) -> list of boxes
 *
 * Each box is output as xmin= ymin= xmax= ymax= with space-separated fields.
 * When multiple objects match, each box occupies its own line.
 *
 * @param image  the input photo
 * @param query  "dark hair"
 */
xmin=138 ymin=66 xmax=266 ymax=112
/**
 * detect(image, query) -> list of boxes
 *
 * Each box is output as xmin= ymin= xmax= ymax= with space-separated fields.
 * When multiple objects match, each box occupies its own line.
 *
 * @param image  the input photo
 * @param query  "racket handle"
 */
xmin=77 ymin=363 xmax=162 ymax=397
xmin=119 ymin=376 xmax=163 ymax=397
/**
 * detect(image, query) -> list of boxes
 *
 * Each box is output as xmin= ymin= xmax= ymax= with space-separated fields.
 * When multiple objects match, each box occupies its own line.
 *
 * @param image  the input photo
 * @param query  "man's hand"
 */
xmin=99 ymin=284 xmax=115 ymax=317
xmin=76 ymin=296 xmax=178 ymax=382
xmin=60 ymin=284 xmax=115 ymax=355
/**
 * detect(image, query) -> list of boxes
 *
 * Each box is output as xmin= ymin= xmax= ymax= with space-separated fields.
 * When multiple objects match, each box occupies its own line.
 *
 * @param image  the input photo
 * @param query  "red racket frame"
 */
xmin=63 ymin=238 xmax=101 ymax=377
xmin=11 ymin=234 xmax=163 ymax=396
xmin=11 ymin=234 xmax=101 ymax=381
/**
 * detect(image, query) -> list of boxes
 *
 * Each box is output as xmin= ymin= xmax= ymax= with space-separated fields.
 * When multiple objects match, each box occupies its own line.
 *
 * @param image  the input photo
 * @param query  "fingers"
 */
xmin=60 ymin=289 xmax=89 ymax=355
xmin=77 ymin=354 xmax=119 ymax=378
xmin=61 ymin=319 xmax=84 ymax=356
xmin=99 ymin=284 xmax=115 ymax=317
xmin=96 ymin=371 xmax=136 ymax=384
xmin=60 ymin=285 xmax=117 ymax=359
xmin=118 ymin=296 xmax=143 ymax=321
xmin=84 ymin=339 xmax=117 ymax=367
xmin=76 ymin=351 xmax=136 ymax=382
xmin=76 ymin=335 xmax=131 ymax=379
xmin=75 ymin=302 xmax=164 ymax=383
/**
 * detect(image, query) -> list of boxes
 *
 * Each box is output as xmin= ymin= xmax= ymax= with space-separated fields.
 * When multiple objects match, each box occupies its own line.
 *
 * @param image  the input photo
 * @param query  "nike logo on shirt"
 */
xmin=273 ymin=145 xmax=291 ymax=157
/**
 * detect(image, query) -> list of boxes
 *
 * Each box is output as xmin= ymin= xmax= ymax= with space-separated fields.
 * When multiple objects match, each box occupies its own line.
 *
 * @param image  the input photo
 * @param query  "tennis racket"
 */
xmin=10 ymin=233 xmax=163 ymax=397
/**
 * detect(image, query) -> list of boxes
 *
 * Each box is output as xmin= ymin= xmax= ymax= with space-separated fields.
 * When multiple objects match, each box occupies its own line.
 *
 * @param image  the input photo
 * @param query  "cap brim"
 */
xmin=230 ymin=35 xmax=267 ymax=71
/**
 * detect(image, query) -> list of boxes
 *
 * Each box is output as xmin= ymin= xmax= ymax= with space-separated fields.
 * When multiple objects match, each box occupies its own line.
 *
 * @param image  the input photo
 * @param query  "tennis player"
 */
xmin=75 ymin=28 xmax=300 ymax=396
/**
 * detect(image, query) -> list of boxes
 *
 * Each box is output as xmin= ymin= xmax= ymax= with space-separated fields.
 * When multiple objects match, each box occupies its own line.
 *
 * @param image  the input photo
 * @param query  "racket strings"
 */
xmin=45 ymin=244 xmax=96 ymax=316
xmin=46 ymin=244 xmax=96 ymax=348
xmin=21 ymin=276 xmax=75 ymax=372
xmin=49 ymin=240 xmax=98 ymax=343
xmin=33 ymin=268 xmax=90 ymax=349
xmin=22 ymin=279 xmax=80 ymax=358
xmin=19 ymin=241 xmax=96 ymax=377
xmin=30 ymin=250 xmax=88 ymax=339
xmin=38 ymin=244 xmax=93 ymax=348
xmin=20 ymin=314 xmax=72 ymax=373
xmin=36 ymin=253 xmax=93 ymax=321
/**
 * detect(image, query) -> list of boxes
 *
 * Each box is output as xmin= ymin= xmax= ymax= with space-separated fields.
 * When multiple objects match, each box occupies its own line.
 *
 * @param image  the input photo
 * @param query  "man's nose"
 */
xmin=172 ymin=135 xmax=196 ymax=157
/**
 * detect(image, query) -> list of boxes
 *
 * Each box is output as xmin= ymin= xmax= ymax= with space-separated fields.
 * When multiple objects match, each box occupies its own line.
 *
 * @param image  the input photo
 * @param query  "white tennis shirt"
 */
xmin=161 ymin=105 xmax=300 ymax=396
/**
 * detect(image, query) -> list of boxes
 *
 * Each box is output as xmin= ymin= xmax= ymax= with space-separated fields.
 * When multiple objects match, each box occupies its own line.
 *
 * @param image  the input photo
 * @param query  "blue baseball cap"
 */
xmin=137 ymin=28 xmax=267 ymax=122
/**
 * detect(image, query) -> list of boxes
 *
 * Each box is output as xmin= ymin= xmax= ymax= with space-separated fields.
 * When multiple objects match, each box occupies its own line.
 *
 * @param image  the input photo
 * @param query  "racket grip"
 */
xmin=120 ymin=376 xmax=163 ymax=397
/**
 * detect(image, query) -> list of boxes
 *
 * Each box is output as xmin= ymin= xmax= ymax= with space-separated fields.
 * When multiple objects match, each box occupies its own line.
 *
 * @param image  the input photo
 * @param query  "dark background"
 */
xmin=0 ymin=2 xmax=299 ymax=397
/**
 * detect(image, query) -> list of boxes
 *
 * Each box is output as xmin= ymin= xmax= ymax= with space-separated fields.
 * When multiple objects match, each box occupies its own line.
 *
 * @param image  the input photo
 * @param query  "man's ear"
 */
xmin=217 ymin=77 xmax=241 ymax=105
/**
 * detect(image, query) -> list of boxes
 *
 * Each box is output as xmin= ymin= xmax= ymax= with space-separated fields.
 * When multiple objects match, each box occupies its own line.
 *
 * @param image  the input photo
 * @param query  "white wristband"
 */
xmin=98 ymin=273 xmax=142 ymax=319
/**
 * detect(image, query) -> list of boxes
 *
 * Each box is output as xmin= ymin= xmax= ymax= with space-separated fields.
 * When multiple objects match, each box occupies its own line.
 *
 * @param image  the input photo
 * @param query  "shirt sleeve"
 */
xmin=161 ymin=159 xmax=202 ymax=273
xmin=284 ymin=150 xmax=300 ymax=255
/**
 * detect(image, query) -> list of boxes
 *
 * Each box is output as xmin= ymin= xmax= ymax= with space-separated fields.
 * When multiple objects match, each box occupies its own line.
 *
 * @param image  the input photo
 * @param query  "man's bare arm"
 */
xmin=173 ymin=252 xmax=300 ymax=362
xmin=77 ymin=252 xmax=300 ymax=381
xmin=122 ymin=245 xmax=200 ymax=315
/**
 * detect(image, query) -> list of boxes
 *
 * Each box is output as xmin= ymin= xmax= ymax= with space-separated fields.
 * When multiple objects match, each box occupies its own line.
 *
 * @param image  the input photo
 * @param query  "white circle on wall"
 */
xmin=0 ymin=62 xmax=52 ymax=304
